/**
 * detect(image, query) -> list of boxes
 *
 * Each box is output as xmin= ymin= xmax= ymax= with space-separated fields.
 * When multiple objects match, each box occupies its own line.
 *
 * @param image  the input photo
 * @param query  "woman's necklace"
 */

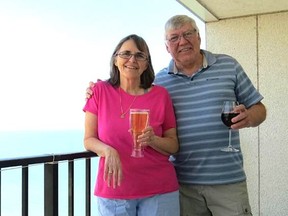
xmin=119 ymin=88 xmax=138 ymax=118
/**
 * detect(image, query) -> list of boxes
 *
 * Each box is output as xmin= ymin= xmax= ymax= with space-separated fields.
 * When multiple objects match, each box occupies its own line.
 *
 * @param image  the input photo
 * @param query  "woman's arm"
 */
xmin=138 ymin=126 xmax=179 ymax=156
xmin=84 ymin=111 xmax=122 ymax=188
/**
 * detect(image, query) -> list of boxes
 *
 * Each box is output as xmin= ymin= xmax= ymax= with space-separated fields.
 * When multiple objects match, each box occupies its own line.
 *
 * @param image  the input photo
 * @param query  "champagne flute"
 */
xmin=220 ymin=101 xmax=239 ymax=152
xmin=129 ymin=109 xmax=150 ymax=158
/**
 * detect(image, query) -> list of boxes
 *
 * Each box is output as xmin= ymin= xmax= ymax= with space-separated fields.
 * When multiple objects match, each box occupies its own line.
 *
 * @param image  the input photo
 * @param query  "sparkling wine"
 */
xmin=130 ymin=112 xmax=149 ymax=133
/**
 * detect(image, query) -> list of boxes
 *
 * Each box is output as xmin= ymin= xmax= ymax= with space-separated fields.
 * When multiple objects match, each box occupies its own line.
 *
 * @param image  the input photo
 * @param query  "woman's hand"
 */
xmin=103 ymin=146 xmax=123 ymax=188
xmin=137 ymin=126 xmax=155 ymax=147
xmin=137 ymin=126 xmax=179 ymax=155
xmin=84 ymin=112 xmax=123 ymax=188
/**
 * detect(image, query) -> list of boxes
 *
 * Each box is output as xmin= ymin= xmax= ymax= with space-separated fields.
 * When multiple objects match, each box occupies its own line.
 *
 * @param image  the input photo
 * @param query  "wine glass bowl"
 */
xmin=221 ymin=112 xmax=239 ymax=128
xmin=221 ymin=101 xmax=239 ymax=152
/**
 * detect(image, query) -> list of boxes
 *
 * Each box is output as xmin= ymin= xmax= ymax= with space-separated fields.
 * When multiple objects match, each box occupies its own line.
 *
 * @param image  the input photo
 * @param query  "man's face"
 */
xmin=165 ymin=23 xmax=201 ymax=67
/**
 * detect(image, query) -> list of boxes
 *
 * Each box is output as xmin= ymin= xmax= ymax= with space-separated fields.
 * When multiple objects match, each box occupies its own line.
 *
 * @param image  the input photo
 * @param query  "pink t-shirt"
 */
xmin=83 ymin=81 xmax=179 ymax=199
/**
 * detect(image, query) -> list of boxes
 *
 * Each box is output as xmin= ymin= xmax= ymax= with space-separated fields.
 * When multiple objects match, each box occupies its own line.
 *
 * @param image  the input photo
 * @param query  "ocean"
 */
xmin=0 ymin=130 xmax=99 ymax=216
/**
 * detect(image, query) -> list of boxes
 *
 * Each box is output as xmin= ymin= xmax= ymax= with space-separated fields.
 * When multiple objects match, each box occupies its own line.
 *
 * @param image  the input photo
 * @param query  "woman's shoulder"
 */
xmin=151 ymin=84 xmax=168 ymax=92
xmin=93 ymin=80 xmax=113 ymax=90
xmin=150 ymin=84 xmax=170 ymax=96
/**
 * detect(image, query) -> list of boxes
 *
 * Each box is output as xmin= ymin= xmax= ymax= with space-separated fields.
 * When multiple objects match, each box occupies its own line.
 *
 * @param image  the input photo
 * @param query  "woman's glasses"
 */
xmin=115 ymin=51 xmax=148 ymax=61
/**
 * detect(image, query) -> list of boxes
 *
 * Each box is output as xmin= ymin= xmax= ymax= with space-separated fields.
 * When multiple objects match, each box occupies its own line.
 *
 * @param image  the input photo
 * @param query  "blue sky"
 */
xmin=0 ymin=0 xmax=205 ymax=130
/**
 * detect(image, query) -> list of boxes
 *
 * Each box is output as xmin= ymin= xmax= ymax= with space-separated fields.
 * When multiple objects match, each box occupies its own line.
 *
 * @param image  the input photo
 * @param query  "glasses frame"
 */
xmin=166 ymin=29 xmax=198 ymax=44
xmin=115 ymin=51 xmax=148 ymax=61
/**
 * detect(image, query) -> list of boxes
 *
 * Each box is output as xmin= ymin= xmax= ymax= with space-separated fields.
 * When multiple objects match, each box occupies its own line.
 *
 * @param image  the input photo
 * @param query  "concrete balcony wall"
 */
xmin=205 ymin=12 xmax=288 ymax=216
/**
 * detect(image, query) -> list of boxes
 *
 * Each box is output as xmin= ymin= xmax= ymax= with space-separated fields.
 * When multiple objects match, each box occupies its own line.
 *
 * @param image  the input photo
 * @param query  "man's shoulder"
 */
xmin=203 ymin=49 xmax=237 ymax=63
xmin=156 ymin=67 xmax=169 ymax=75
xmin=154 ymin=68 xmax=171 ymax=85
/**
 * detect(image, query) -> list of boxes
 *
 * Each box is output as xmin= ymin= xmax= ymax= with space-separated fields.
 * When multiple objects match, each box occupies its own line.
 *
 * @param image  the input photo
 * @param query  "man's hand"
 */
xmin=231 ymin=102 xmax=266 ymax=129
xmin=85 ymin=81 xmax=96 ymax=100
xmin=231 ymin=104 xmax=250 ymax=129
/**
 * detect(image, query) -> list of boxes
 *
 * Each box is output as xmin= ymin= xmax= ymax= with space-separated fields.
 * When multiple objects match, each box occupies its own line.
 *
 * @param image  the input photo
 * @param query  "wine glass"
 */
xmin=220 ymin=101 xmax=239 ymax=152
xmin=129 ymin=109 xmax=150 ymax=158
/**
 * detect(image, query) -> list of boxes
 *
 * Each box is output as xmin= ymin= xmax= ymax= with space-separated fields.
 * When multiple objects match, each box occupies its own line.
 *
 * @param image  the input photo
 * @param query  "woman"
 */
xmin=83 ymin=34 xmax=179 ymax=216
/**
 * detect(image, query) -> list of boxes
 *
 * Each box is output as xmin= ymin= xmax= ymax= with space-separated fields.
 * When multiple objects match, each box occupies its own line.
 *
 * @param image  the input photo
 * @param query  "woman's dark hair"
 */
xmin=107 ymin=34 xmax=155 ymax=89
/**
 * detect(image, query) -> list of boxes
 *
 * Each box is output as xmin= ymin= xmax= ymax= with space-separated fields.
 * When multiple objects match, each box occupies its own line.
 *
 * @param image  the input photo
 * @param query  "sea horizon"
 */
xmin=0 ymin=129 xmax=99 ymax=216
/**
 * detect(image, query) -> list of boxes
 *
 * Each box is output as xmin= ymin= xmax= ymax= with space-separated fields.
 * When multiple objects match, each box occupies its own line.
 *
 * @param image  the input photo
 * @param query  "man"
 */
xmin=86 ymin=15 xmax=266 ymax=216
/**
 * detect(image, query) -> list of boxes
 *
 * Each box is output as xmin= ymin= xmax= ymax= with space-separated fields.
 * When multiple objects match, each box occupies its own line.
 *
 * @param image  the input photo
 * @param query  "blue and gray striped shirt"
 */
xmin=154 ymin=50 xmax=263 ymax=185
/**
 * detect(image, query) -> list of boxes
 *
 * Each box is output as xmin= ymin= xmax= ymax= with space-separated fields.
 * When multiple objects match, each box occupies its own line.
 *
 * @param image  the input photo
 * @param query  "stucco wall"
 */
xmin=205 ymin=12 xmax=288 ymax=216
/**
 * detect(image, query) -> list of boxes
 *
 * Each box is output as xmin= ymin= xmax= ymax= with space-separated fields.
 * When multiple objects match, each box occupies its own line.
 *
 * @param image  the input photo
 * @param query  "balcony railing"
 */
xmin=0 ymin=151 xmax=98 ymax=216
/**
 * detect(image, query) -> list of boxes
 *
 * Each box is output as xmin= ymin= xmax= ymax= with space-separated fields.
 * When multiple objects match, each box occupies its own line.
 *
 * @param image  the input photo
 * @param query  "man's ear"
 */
xmin=165 ymin=44 xmax=170 ymax=54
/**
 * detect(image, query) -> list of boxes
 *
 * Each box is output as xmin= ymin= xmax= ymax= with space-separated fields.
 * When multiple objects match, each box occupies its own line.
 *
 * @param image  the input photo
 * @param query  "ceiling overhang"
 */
xmin=177 ymin=0 xmax=288 ymax=22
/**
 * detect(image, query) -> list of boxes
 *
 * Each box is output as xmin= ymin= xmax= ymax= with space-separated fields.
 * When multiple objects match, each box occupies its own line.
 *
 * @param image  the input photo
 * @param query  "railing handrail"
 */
xmin=0 ymin=151 xmax=98 ymax=216
xmin=0 ymin=151 xmax=97 ymax=168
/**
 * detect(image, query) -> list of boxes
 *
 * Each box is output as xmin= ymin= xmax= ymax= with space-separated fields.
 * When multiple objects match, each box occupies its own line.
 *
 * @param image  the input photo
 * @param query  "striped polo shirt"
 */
xmin=154 ymin=50 xmax=264 ymax=185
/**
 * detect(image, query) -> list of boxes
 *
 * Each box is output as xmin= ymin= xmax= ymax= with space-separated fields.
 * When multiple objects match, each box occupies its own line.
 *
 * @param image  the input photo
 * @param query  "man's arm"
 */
xmin=232 ymin=102 xmax=266 ymax=129
xmin=246 ymin=102 xmax=266 ymax=127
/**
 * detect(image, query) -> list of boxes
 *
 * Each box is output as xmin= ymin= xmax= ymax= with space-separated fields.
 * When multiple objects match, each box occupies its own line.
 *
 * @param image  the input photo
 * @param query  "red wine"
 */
xmin=221 ymin=113 xmax=239 ymax=127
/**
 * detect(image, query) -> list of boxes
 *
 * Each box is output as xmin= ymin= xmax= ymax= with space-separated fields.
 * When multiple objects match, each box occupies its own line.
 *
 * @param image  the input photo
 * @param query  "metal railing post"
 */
xmin=68 ymin=161 xmax=74 ymax=216
xmin=85 ymin=158 xmax=91 ymax=216
xmin=22 ymin=166 xmax=29 ymax=216
xmin=44 ymin=163 xmax=58 ymax=216
xmin=0 ymin=169 xmax=2 ymax=216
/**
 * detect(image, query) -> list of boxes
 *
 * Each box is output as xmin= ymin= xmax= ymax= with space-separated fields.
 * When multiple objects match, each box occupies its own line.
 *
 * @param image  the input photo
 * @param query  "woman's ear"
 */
xmin=144 ymin=62 xmax=148 ymax=71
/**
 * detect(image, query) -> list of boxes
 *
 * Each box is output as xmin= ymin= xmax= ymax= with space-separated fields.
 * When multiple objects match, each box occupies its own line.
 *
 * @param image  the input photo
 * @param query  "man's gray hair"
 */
xmin=165 ymin=15 xmax=199 ymax=37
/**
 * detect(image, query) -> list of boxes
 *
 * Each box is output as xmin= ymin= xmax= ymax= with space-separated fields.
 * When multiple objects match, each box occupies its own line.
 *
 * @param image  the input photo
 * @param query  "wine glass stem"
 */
xmin=228 ymin=129 xmax=232 ymax=148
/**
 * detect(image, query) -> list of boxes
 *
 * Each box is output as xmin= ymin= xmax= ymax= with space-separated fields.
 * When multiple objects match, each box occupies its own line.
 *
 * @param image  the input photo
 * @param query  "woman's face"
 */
xmin=114 ymin=39 xmax=148 ymax=81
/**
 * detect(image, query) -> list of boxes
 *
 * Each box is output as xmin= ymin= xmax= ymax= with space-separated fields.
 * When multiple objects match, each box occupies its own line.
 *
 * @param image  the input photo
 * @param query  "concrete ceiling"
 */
xmin=177 ymin=0 xmax=288 ymax=22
